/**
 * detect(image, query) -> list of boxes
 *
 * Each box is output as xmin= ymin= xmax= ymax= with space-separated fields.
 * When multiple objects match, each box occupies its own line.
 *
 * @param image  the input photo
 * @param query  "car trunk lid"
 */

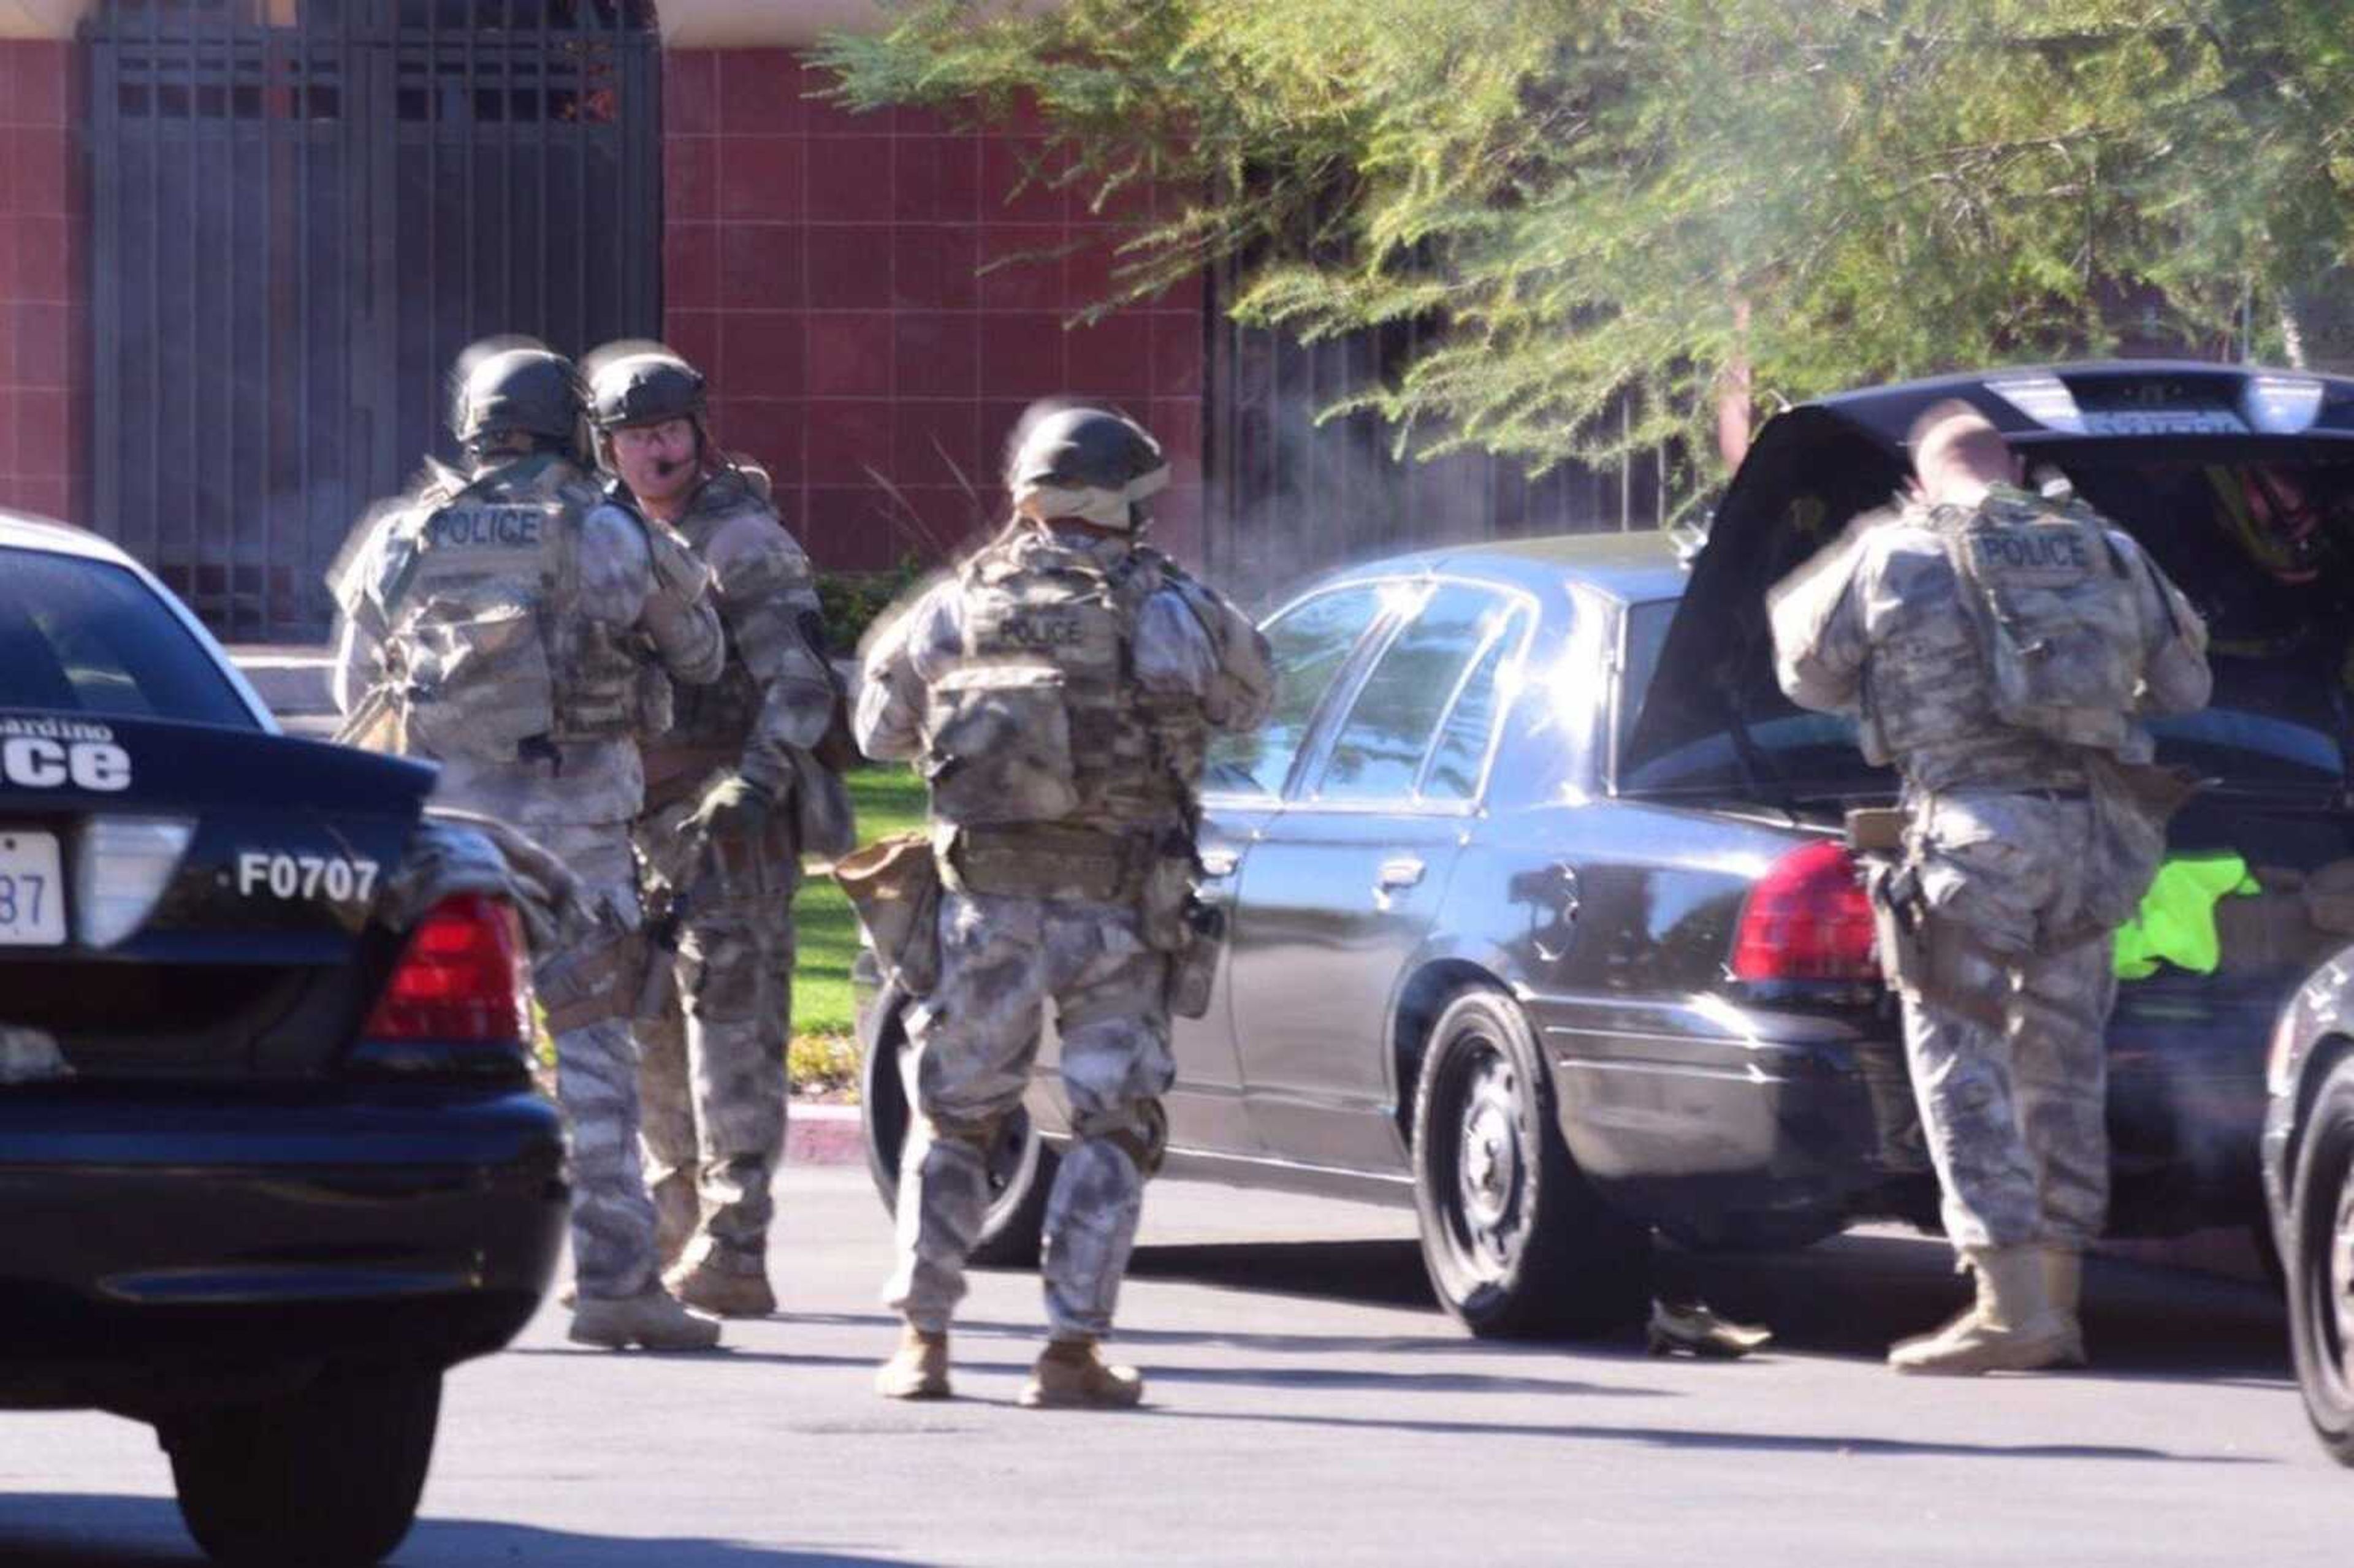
xmin=0 ymin=712 xmax=436 ymax=1079
xmin=1620 ymin=361 xmax=2354 ymax=805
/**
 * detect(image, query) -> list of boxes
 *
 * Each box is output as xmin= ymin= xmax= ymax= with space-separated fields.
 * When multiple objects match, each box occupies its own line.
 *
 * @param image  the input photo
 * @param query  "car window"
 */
xmin=1205 ymin=582 xmax=1389 ymax=797
xmin=1419 ymin=604 xmax=1533 ymax=803
xmin=1613 ymin=597 xmax=1678 ymax=777
xmin=1313 ymin=583 xmax=1510 ymax=802
xmin=0 ymin=548 xmax=254 ymax=728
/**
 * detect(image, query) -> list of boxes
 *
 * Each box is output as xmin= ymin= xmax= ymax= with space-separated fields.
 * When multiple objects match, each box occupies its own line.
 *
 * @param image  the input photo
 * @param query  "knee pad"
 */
xmin=1081 ymin=1100 xmax=1166 ymax=1180
xmin=921 ymin=1110 xmax=1005 ymax=1157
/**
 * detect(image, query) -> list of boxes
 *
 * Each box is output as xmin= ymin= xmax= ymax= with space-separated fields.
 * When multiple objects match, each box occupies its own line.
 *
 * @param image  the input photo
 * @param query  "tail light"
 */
xmin=1731 ymin=840 xmax=1880 ymax=983
xmin=361 ymin=893 xmax=532 ymax=1045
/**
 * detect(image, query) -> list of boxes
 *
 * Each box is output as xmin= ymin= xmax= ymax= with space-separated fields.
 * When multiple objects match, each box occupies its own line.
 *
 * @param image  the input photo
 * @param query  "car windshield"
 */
xmin=1623 ymin=454 xmax=2354 ymax=803
xmin=0 ymin=547 xmax=256 ymax=728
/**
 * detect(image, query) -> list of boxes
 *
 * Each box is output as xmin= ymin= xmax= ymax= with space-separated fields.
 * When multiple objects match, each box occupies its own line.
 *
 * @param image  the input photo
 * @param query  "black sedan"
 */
xmin=2263 ymin=951 xmax=2354 ymax=1466
xmin=1 ymin=511 xmax=565 ymax=1564
xmin=859 ymin=360 xmax=2354 ymax=1341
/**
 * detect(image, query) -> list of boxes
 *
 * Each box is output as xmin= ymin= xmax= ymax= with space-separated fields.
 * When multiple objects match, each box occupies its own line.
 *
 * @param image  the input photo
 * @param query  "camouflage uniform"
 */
xmin=1772 ymin=482 xmax=2211 ymax=1254
xmin=855 ymin=522 xmax=1273 ymax=1343
xmin=634 ymin=465 xmax=844 ymax=1284
xmin=333 ymin=452 xmax=725 ymax=1307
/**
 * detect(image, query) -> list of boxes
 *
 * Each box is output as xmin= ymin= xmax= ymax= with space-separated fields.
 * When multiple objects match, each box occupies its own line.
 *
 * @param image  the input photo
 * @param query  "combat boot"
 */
xmin=1887 ymin=1246 xmax=2073 ymax=1376
xmin=665 ymin=1255 xmax=777 ymax=1319
xmin=2042 ymin=1246 xmax=2088 ymax=1367
xmin=1019 ymin=1338 xmax=1145 ymax=1410
xmin=567 ymin=1287 xmax=723 ymax=1351
xmin=875 ymin=1323 xmax=951 ymax=1400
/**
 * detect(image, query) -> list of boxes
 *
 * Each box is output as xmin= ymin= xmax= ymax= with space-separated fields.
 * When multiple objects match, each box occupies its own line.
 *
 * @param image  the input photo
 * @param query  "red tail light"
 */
xmin=1731 ymin=840 xmax=1880 ymax=983
xmin=362 ymin=894 xmax=532 ymax=1043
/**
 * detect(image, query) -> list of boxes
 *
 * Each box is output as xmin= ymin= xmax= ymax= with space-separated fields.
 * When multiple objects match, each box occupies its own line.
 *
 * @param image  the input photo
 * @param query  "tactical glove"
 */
xmin=688 ymin=774 xmax=775 ymax=839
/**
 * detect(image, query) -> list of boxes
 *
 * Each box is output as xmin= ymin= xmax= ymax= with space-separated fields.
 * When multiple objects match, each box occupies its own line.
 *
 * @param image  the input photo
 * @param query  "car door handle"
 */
xmin=1198 ymin=849 xmax=1240 ymax=878
xmin=1376 ymin=857 xmax=1426 ymax=891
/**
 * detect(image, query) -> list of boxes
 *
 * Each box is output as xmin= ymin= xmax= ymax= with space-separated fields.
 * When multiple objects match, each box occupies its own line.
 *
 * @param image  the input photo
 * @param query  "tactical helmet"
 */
xmin=2211 ymin=463 xmax=2338 ymax=584
xmin=583 ymin=340 xmax=709 ymax=433
xmin=448 ymin=336 xmax=584 ymax=450
xmin=1005 ymin=403 xmax=1170 ymax=531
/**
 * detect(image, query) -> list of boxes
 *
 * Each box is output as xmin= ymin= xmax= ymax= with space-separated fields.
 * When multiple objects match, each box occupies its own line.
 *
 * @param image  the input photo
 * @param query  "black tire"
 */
xmin=1410 ymin=988 xmax=1651 ymax=1339
xmin=2285 ymin=1054 xmax=2354 ymax=1467
xmin=164 ymin=1366 xmax=441 ymax=1566
xmin=859 ymin=983 xmax=1057 ymax=1269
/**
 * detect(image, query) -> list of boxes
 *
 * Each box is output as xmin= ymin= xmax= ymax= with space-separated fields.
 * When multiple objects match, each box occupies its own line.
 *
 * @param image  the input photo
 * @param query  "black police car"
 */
xmin=1 ymin=511 xmax=566 ymax=1563
xmin=2264 ymin=956 xmax=2354 ymax=1467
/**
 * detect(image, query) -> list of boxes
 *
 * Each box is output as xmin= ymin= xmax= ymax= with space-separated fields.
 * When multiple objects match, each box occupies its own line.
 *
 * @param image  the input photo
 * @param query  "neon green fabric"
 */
xmin=2112 ymin=854 xmax=2259 ymax=979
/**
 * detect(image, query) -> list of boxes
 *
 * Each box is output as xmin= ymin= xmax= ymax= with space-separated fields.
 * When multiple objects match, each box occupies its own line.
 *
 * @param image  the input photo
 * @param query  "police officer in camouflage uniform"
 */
xmin=332 ymin=337 xmax=730 ymax=1352
xmin=584 ymin=341 xmax=850 ymax=1319
xmin=855 ymin=403 xmax=1273 ymax=1407
xmin=1769 ymin=400 xmax=2211 ymax=1375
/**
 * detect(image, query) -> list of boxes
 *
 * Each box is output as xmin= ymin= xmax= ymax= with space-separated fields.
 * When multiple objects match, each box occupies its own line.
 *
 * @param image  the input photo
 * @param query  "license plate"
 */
xmin=0 ymin=831 xmax=66 ymax=946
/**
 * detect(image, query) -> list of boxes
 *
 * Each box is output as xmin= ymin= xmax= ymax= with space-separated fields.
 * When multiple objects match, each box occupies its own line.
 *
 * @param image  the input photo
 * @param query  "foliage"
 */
xmin=785 ymin=1032 xmax=862 ymax=1100
xmin=790 ymin=764 xmax=929 ymax=1077
xmin=815 ymin=560 xmax=931 ymax=656
xmin=817 ymin=1 xmax=2354 ymax=501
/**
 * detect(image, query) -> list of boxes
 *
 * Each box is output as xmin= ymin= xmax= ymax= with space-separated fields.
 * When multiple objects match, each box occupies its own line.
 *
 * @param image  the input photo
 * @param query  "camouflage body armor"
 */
xmin=924 ymin=531 xmax=1196 ymax=832
xmin=1931 ymin=485 xmax=2149 ymax=759
xmin=366 ymin=455 xmax=671 ymax=763
xmin=921 ymin=530 xmax=1205 ymax=905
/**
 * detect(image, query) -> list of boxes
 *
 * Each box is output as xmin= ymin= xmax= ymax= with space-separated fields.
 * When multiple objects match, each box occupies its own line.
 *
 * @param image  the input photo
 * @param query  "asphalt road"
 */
xmin=2 ymin=1167 xmax=2342 ymax=1567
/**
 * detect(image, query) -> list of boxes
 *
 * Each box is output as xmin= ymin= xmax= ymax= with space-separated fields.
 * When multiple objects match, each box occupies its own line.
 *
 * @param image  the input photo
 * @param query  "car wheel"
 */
xmin=1409 ymin=988 xmax=1651 ymax=1339
xmin=859 ymin=983 xmax=1057 ymax=1269
xmin=2286 ymin=1054 xmax=2354 ymax=1467
xmin=164 ymin=1366 xmax=441 ymax=1566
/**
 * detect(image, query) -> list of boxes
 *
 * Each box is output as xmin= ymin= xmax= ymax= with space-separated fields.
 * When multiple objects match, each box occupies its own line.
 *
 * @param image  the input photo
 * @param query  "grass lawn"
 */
xmin=790 ymin=765 xmax=926 ymax=1090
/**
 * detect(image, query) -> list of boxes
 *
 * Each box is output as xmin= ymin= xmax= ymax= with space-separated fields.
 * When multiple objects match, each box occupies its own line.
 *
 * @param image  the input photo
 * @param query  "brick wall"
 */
xmin=0 ymin=39 xmax=89 ymax=524
xmin=661 ymin=48 xmax=1206 ymax=573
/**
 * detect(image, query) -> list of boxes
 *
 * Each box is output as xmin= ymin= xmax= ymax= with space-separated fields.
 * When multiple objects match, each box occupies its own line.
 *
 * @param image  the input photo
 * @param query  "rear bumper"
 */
xmin=1538 ymin=987 xmax=2272 ymax=1244
xmin=0 ymin=1084 xmax=566 ymax=1417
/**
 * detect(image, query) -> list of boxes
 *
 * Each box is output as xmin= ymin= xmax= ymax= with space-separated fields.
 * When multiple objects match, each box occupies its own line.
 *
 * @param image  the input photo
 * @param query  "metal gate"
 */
xmin=86 ymin=1 xmax=661 ymax=642
xmin=1203 ymin=256 xmax=1670 ymax=603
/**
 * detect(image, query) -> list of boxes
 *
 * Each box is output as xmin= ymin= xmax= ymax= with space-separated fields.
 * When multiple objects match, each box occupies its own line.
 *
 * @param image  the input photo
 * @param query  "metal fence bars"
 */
xmin=86 ymin=1 xmax=661 ymax=642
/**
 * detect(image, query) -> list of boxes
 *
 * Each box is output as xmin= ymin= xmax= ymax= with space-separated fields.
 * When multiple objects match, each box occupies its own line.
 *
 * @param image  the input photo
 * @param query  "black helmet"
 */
xmin=449 ymin=336 xmax=583 ymax=449
xmin=583 ymin=340 xmax=709 ymax=433
xmin=1005 ymin=403 xmax=1169 ymax=530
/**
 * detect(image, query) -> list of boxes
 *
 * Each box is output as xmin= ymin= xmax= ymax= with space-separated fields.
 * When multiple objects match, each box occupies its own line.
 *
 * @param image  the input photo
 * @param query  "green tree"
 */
xmin=817 ymin=1 xmax=2354 ymax=500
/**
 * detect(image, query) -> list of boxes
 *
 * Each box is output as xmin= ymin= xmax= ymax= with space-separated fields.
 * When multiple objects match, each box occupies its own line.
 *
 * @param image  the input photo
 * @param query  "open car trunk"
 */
xmin=1625 ymin=359 xmax=2354 ymax=915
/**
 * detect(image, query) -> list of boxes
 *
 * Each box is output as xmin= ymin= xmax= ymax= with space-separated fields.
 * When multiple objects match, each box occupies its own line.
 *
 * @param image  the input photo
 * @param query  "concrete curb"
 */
xmin=787 ymin=1101 xmax=864 ymax=1167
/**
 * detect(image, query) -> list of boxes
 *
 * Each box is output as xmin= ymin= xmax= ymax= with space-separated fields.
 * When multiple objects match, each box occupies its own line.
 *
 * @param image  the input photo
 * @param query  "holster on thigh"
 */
xmin=1915 ymin=919 xmax=2013 ymax=1033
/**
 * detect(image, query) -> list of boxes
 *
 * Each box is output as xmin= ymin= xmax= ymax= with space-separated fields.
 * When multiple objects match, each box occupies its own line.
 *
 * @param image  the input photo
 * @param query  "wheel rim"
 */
xmin=2331 ymin=1163 xmax=2354 ymax=1392
xmin=983 ymin=1107 xmax=1042 ymax=1227
xmin=1438 ymin=1036 xmax=1529 ymax=1282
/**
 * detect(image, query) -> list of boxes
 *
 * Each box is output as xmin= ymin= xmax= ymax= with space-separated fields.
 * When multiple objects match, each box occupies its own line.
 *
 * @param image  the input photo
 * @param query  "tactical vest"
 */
xmin=1932 ymin=487 xmax=2145 ymax=756
xmin=920 ymin=531 xmax=1195 ymax=833
xmin=371 ymin=455 xmax=645 ymax=764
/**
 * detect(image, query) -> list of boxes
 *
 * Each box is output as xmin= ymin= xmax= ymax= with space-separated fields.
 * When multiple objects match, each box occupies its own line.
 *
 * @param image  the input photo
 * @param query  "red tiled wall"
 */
xmin=0 ymin=40 xmax=90 ymax=524
xmin=662 ymin=48 xmax=1207 ymax=573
